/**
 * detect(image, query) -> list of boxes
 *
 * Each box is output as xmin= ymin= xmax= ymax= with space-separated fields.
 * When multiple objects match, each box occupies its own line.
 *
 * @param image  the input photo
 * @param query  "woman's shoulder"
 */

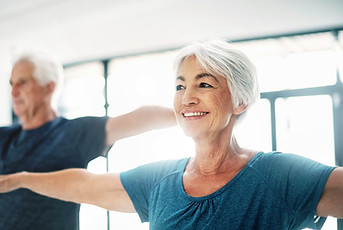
xmin=136 ymin=158 xmax=190 ymax=174
xmin=120 ymin=158 xmax=190 ymax=192
xmin=249 ymin=151 xmax=333 ymax=176
xmin=251 ymin=151 xmax=305 ymax=163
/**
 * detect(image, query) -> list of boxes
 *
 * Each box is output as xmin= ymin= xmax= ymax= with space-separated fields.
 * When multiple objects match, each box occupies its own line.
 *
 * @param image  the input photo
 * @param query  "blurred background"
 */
xmin=1 ymin=0 xmax=343 ymax=229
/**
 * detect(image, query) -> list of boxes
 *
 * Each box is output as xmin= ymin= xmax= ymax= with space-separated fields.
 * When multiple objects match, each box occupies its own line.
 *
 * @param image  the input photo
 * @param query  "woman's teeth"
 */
xmin=183 ymin=112 xmax=207 ymax=117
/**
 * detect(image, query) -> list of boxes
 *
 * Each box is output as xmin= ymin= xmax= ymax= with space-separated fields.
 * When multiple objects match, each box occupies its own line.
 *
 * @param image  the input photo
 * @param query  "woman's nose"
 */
xmin=182 ymin=88 xmax=199 ymax=106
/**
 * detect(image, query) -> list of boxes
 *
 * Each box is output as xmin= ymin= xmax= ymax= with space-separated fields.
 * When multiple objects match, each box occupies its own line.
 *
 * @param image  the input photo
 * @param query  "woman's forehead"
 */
xmin=177 ymin=57 xmax=228 ymax=82
xmin=177 ymin=56 xmax=206 ymax=75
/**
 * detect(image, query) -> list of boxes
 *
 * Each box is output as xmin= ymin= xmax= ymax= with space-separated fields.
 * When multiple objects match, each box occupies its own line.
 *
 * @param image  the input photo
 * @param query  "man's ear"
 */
xmin=44 ymin=82 xmax=56 ymax=96
xmin=233 ymin=103 xmax=248 ymax=115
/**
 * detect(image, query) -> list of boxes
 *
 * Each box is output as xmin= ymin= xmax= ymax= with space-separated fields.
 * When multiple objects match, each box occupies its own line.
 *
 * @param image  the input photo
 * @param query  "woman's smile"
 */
xmin=182 ymin=111 xmax=209 ymax=118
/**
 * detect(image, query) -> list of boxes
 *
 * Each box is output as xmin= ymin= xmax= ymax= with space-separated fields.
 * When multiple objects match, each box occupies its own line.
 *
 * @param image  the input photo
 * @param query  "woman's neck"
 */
xmin=191 ymin=134 xmax=249 ymax=175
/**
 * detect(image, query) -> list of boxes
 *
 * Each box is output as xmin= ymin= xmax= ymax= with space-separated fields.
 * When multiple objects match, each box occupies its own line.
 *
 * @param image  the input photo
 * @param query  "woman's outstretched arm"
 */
xmin=316 ymin=167 xmax=343 ymax=218
xmin=0 ymin=169 xmax=135 ymax=213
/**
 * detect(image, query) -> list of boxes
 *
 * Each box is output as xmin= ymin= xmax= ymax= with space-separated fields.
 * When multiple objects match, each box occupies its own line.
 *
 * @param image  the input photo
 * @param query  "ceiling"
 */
xmin=0 ymin=0 xmax=343 ymax=64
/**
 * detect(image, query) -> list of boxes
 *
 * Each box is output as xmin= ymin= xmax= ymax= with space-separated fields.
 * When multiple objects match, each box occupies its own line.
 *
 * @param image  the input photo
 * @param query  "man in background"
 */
xmin=0 ymin=49 xmax=176 ymax=230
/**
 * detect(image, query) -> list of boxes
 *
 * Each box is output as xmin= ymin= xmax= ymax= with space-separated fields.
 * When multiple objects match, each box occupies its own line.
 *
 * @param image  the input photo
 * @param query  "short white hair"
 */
xmin=174 ymin=39 xmax=260 ymax=120
xmin=12 ymin=48 xmax=64 ymax=109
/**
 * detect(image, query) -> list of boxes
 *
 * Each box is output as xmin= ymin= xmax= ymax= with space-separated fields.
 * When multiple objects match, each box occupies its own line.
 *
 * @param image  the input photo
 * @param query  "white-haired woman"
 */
xmin=1 ymin=40 xmax=342 ymax=230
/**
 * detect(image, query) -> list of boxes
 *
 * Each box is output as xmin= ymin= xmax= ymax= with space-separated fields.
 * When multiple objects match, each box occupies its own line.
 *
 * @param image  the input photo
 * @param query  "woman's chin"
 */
xmin=181 ymin=128 xmax=205 ymax=139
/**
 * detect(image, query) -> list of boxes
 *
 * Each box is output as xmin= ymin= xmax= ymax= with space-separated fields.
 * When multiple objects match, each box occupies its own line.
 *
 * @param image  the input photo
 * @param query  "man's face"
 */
xmin=10 ymin=61 xmax=50 ymax=118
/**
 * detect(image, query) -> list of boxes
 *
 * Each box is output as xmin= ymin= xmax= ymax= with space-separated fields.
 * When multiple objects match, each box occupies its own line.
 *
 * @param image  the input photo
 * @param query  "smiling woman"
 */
xmin=174 ymin=56 xmax=234 ymax=139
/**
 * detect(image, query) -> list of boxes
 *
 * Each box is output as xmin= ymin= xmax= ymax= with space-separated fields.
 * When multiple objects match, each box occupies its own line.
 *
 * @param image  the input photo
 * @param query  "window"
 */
xmin=59 ymin=62 xmax=105 ymax=118
xmin=276 ymin=95 xmax=335 ymax=166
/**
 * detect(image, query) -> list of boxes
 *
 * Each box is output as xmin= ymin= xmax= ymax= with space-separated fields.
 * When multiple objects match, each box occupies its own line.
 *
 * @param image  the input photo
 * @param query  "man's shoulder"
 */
xmin=0 ymin=123 xmax=21 ymax=135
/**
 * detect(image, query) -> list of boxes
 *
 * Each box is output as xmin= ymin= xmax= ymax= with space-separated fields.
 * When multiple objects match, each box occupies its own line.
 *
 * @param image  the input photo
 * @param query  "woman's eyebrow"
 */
xmin=176 ymin=73 xmax=219 ymax=82
xmin=196 ymin=73 xmax=219 ymax=82
xmin=176 ymin=76 xmax=185 ymax=81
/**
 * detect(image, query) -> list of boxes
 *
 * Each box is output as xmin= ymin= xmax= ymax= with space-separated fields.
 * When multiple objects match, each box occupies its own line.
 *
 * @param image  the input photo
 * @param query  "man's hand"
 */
xmin=0 ymin=172 xmax=24 ymax=193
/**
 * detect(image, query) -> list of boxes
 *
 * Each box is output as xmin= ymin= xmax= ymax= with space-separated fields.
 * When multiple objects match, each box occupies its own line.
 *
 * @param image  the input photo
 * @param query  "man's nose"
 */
xmin=11 ymin=85 xmax=19 ymax=97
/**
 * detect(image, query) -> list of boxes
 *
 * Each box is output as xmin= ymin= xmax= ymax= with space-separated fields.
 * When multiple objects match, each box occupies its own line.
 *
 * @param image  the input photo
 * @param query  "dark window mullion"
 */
xmin=103 ymin=59 xmax=111 ymax=230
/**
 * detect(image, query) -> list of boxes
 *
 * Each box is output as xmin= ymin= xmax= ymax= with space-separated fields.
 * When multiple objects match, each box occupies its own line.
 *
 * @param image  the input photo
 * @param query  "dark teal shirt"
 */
xmin=0 ymin=116 xmax=108 ymax=230
xmin=121 ymin=152 xmax=335 ymax=230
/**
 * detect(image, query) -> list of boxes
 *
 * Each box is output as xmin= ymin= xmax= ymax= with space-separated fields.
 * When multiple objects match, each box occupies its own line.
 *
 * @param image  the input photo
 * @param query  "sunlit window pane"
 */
xmin=275 ymin=95 xmax=335 ymax=166
xmin=107 ymin=51 xmax=178 ymax=116
xmin=235 ymin=99 xmax=272 ymax=151
xmin=59 ymin=62 xmax=105 ymax=118
xmin=252 ymin=55 xmax=284 ymax=92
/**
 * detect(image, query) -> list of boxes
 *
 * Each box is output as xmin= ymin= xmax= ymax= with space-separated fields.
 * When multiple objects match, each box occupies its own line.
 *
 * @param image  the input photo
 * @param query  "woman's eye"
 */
xmin=199 ymin=82 xmax=213 ymax=88
xmin=176 ymin=85 xmax=184 ymax=91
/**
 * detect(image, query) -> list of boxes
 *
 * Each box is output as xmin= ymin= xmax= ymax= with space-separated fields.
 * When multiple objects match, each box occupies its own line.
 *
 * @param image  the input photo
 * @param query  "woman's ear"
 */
xmin=233 ymin=103 xmax=248 ymax=115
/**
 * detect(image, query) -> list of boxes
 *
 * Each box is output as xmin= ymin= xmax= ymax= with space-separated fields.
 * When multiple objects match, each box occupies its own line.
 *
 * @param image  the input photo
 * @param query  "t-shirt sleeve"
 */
xmin=70 ymin=116 xmax=109 ymax=163
xmin=263 ymin=152 xmax=335 ymax=229
xmin=120 ymin=159 xmax=185 ymax=222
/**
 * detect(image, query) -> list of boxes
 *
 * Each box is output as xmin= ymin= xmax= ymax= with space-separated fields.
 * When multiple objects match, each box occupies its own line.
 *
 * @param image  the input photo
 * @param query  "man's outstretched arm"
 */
xmin=105 ymin=105 xmax=176 ymax=146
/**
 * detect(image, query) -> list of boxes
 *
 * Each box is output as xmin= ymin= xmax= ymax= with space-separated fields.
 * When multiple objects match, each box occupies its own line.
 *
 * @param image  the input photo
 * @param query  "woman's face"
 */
xmin=174 ymin=56 xmax=234 ymax=139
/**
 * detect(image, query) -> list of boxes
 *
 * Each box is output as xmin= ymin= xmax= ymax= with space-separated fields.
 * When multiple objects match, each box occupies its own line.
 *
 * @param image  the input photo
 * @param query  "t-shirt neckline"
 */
xmin=178 ymin=151 xmax=264 ymax=201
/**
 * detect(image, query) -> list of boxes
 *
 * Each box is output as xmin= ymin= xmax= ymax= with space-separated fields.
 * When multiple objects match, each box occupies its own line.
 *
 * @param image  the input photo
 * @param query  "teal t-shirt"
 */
xmin=120 ymin=152 xmax=335 ymax=230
